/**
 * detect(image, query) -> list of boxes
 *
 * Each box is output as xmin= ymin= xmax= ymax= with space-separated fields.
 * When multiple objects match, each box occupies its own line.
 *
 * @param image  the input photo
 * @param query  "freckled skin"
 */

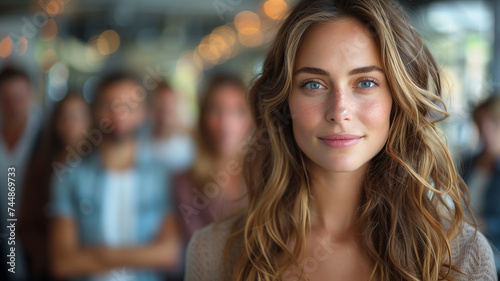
xmin=289 ymin=17 xmax=393 ymax=173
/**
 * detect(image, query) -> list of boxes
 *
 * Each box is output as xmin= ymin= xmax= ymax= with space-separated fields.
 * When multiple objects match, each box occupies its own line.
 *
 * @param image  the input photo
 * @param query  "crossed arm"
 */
xmin=49 ymin=214 xmax=182 ymax=279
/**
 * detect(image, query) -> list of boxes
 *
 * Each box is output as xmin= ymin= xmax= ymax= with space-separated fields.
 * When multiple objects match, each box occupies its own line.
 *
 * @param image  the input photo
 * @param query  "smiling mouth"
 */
xmin=318 ymin=134 xmax=363 ymax=149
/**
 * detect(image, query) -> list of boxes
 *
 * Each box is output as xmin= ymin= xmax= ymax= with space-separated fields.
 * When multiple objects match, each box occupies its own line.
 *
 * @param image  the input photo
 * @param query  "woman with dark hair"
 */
xmin=19 ymin=94 xmax=91 ymax=279
xmin=174 ymin=74 xmax=254 ymax=244
xmin=185 ymin=0 xmax=496 ymax=280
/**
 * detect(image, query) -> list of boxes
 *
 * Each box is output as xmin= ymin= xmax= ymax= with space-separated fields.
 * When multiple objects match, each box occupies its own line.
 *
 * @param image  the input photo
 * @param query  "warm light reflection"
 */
xmin=17 ymin=36 xmax=28 ymax=55
xmin=235 ymin=11 xmax=261 ymax=35
xmin=40 ymin=49 xmax=58 ymax=72
xmin=263 ymin=0 xmax=288 ymax=20
xmin=214 ymin=34 xmax=233 ymax=60
xmin=97 ymin=30 xmax=120 ymax=55
xmin=45 ymin=0 xmax=65 ymax=16
xmin=198 ymin=35 xmax=221 ymax=64
xmin=212 ymin=26 xmax=236 ymax=47
xmin=177 ymin=1 xmax=281 ymax=80
xmin=192 ymin=50 xmax=204 ymax=70
xmin=40 ymin=19 xmax=58 ymax=41
xmin=238 ymin=30 xmax=264 ymax=48
xmin=0 ymin=37 xmax=13 ymax=58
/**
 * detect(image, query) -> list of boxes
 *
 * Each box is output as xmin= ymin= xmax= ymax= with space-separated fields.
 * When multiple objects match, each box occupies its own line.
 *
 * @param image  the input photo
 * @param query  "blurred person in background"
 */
xmin=460 ymin=95 xmax=500 ymax=277
xmin=149 ymin=81 xmax=195 ymax=173
xmin=19 ymin=94 xmax=91 ymax=280
xmin=0 ymin=65 xmax=43 ymax=281
xmin=173 ymin=74 xmax=254 ymax=245
xmin=49 ymin=73 xmax=181 ymax=281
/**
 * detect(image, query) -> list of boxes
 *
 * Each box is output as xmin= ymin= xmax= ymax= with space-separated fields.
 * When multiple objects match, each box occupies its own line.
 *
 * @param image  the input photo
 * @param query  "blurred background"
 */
xmin=0 ymin=0 xmax=499 ymax=280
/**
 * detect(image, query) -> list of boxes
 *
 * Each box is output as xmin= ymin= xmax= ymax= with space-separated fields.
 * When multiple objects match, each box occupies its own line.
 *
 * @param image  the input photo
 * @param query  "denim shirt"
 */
xmin=49 ymin=142 xmax=173 ymax=280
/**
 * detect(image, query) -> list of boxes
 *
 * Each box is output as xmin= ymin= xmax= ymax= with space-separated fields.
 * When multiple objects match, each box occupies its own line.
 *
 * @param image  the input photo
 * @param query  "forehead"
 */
xmin=294 ymin=17 xmax=382 ymax=71
xmin=154 ymin=88 xmax=177 ymax=101
xmin=0 ymin=77 xmax=31 ymax=100
xmin=63 ymin=96 xmax=86 ymax=108
xmin=0 ymin=76 xmax=30 ymax=89
xmin=208 ymin=84 xmax=246 ymax=106
xmin=99 ymin=80 xmax=140 ymax=101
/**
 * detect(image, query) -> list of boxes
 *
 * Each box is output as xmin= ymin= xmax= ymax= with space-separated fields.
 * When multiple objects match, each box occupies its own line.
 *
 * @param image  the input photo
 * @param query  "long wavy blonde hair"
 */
xmin=224 ymin=0 xmax=473 ymax=280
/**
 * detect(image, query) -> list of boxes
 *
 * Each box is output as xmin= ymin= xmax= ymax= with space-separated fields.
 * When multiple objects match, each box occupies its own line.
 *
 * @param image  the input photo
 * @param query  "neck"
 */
xmin=215 ymin=151 xmax=242 ymax=169
xmin=2 ymin=114 xmax=28 ymax=130
xmin=1 ymin=115 xmax=28 ymax=150
xmin=308 ymin=161 xmax=368 ymax=239
xmin=99 ymin=136 xmax=136 ymax=171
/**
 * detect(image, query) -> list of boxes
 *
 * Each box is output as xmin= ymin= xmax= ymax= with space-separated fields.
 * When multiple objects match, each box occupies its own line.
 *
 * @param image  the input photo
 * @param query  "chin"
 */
xmin=104 ymin=130 xmax=128 ymax=141
xmin=310 ymin=154 xmax=368 ymax=173
xmin=322 ymin=164 xmax=364 ymax=173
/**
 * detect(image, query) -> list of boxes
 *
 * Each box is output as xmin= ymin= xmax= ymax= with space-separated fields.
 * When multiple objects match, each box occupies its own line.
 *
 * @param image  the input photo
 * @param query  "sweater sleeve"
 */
xmin=467 ymin=231 xmax=497 ymax=280
xmin=184 ymin=219 xmax=236 ymax=281
xmin=451 ymin=225 xmax=497 ymax=280
xmin=185 ymin=229 xmax=211 ymax=281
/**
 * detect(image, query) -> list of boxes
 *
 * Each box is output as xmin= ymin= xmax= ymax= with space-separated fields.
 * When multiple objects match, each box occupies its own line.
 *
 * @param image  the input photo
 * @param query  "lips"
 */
xmin=318 ymin=134 xmax=363 ymax=149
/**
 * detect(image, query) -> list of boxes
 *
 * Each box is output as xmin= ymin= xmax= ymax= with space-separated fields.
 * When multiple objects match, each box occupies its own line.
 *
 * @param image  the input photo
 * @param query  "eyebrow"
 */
xmin=348 ymin=65 xmax=384 ymax=75
xmin=294 ymin=65 xmax=384 ymax=76
xmin=294 ymin=67 xmax=329 ymax=76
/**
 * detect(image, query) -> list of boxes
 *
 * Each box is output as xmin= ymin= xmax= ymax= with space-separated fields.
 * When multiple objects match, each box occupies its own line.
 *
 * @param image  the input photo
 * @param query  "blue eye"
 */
xmin=304 ymin=81 xmax=324 ymax=90
xmin=358 ymin=80 xmax=376 ymax=88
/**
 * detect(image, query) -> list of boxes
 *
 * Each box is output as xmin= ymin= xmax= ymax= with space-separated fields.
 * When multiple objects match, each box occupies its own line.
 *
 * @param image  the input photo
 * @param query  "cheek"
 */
xmin=240 ymin=111 xmax=254 ymax=130
xmin=357 ymin=97 xmax=392 ymax=137
xmin=205 ymin=115 xmax=221 ymax=136
xmin=131 ymin=109 xmax=145 ymax=125
xmin=96 ymin=109 xmax=111 ymax=121
xmin=289 ymin=95 xmax=322 ymax=135
xmin=234 ymin=118 xmax=250 ymax=138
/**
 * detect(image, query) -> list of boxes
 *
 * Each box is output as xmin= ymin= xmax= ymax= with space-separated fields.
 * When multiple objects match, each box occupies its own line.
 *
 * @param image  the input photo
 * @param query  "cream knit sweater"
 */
xmin=185 ymin=218 xmax=497 ymax=281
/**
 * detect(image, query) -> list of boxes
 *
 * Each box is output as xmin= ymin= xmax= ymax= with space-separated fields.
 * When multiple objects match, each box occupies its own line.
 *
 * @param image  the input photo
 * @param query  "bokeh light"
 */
xmin=39 ymin=49 xmax=58 ymax=72
xmin=17 ymin=36 xmax=28 ymax=55
xmin=45 ymin=0 xmax=65 ymax=16
xmin=263 ymin=0 xmax=288 ymax=20
xmin=0 ymin=37 xmax=13 ymax=58
xmin=96 ymin=30 xmax=120 ymax=55
xmin=238 ymin=30 xmax=264 ymax=48
xmin=40 ymin=19 xmax=58 ymax=41
xmin=235 ymin=11 xmax=261 ymax=35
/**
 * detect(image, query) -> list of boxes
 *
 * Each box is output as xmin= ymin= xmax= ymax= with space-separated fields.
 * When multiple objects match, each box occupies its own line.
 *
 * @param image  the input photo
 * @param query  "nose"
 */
xmin=325 ymin=87 xmax=351 ymax=123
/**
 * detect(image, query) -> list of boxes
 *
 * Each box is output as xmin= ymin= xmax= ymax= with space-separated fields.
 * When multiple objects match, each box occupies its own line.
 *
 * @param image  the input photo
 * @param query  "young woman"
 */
xmin=174 ymin=74 xmax=254 ymax=244
xmin=19 ymin=94 xmax=91 ymax=279
xmin=185 ymin=0 xmax=497 ymax=280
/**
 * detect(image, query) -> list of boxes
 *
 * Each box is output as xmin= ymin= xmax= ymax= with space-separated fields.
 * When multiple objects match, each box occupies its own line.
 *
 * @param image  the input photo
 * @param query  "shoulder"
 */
xmin=185 ymin=216 xmax=241 ymax=281
xmin=50 ymin=152 xmax=95 ymax=187
xmin=187 ymin=216 xmax=235 ymax=252
xmin=172 ymin=169 xmax=192 ymax=186
xmin=172 ymin=170 xmax=194 ymax=200
xmin=450 ymin=223 xmax=497 ymax=280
